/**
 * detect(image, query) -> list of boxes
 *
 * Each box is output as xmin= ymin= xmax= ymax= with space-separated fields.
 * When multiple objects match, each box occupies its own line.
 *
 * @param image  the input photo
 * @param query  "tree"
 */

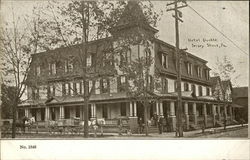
xmin=0 ymin=84 xmax=18 ymax=119
xmin=211 ymin=56 xmax=239 ymax=86
xmin=0 ymin=5 xmax=45 ymax=138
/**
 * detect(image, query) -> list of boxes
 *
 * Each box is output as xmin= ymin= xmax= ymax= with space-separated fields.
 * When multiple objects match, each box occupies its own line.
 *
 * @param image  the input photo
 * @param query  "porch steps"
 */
xmin=148 ymin=126 xmax=159 ymax=133
xmin=215 ymin=121 xmax=224 ymax=127
xmin=189 ymin=124 xmax=199 ymax=130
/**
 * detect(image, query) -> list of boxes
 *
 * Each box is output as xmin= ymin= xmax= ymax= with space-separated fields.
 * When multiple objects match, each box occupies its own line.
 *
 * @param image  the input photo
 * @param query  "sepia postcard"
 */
xmin=0 ymin=0 xmax=249 ymax=159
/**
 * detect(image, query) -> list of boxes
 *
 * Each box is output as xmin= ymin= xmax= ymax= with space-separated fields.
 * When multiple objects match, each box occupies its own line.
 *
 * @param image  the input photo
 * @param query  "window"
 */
xmin=64 ymin=107 xmax=70 ymax=119
xmin=35 ymin=66 xmax=40 ymax=76
xmin=184 ymin=82 xmax=189 ymax=91
xmin=197 ymin=66 xmax=203 ymax=78
xmin=101 ymin=78 xmax=109 ymax=93
xmin=198 ymin=86 xmax=202 ymax=96
xmin=49 ymin=63 xmax=56 ymax=75
xmin=87 ymin=55 xmax=92 ymax=67
xmin=76 ymin=106 xmax=80 ymax=117
xmin=64 ymin=58 xmax=74 ymax=73
xmin=206 ymin=87 xmax=210 ymax=96
xmin=187 ymin=62 xmax=193 ymax=75
xmin=197 ymin=106 xmax=202 ymax=117
xmin=192 ymin=84 xmax=196 ymax=95
xmin=161 ymin=53 xmax=168 ymax=68
xmin=206 ymin=105 xmax=212 ymax=115
xmin=162 ymin=78 xmax=168 ymax=93
xmin=102 ymin=104 xmax=108 ymax=119
xmin=62 ymin=83 xmax=71 ymax=96
xmin=47 ymin=85 xmax=55 ymax=97
xmin=120 ymin=102 xmax=127 ymax=116
xmin=174 ymin=81 xmax=178 ymax=92
xmin=205 ymin=69 xmax=209 ymax=80
xmin=119 ymin=49 xmax=131 ymax=67
xmin=147 ymin=75 xmax=153 ymax=90
xmin=118 ymin=76 xmax=127 ymax=92
xmin=32 ymin=88 xmax=39 ymax=100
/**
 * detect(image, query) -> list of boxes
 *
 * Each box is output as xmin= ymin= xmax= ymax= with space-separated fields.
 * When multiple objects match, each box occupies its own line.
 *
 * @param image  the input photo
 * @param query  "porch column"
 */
xmin=184 ymin=102 xmax=189 ymax=130
xmin=25 ymin=108 xmax=29 ymax=117
xmin=169 ymin=101 xmax=176 ymax=131
xmin=156 ymin=101 xmax=159 ymax=115
xmin=128 ymin=101 xmax=138 ymax=133
xmin=212 ymin=104 xmax=216 ymax=127
xmin=192 ymin=103 xmax=197 ymax=125
xmin=133 ymin=102 xmax=137 ymax=117
xmin=159 ymin=101 xmax=163 ymax=116
xmin=218 ymin=105 xmax=221 ymax=121
xmin=229 ymin=106 xmax=233 ymax=121
xmin=59 ymin=106 xmax=64 ymax=119
xmin=203 ymin=103 xmax=207 ymax=127
xmin=224 ymin=105 xmax=228 ymax=120
xmin=90 ymin=103 xmax=96 ymax=118
xmin=45 ymin=107 xmax=50 ymax=121
xmin=129 ymin=101 xmax=133 ymax=117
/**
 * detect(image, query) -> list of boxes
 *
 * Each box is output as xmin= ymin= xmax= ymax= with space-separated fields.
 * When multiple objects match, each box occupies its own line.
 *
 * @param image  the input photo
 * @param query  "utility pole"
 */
xmin=166 ymin=0 xmax=187 ymax=137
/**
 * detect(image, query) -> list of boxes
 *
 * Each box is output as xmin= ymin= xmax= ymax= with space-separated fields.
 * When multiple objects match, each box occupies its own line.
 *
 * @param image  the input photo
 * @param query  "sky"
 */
xmin=1 ymin=1 xmax=249 ymax=87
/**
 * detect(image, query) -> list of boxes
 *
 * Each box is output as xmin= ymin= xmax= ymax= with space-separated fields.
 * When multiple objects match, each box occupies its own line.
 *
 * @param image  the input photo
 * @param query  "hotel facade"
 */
xmin=18 ymin=2 xmax=236 ymax=133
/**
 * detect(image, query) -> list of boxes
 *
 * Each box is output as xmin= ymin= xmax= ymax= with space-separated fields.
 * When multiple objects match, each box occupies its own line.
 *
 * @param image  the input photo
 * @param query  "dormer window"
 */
xmin=197 ymin=66 xmax=202 ymax=78
xmin=161 ymin=53 xmax=168 ymax=69
xmin=187 ymin=62 xmax=193 ymax=75
xmin=205 ymin=69 xmax=209 ymax=80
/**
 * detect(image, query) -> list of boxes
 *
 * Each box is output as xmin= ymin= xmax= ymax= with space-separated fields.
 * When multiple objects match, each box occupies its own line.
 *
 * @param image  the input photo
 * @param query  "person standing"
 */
xmin=138 ymin=117 xmax=143 ymax=134
xmin=158 ymin=116 xmax=163 ymax=134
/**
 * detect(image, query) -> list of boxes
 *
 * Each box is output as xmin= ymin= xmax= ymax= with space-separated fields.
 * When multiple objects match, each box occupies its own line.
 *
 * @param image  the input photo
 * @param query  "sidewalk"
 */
xmin=3 ymin=124 xmax=247 ymax=139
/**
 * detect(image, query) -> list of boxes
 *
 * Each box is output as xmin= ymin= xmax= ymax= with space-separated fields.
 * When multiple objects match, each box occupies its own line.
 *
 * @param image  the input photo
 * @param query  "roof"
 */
xmin=232 ymin=87 xmax=248 ymax=98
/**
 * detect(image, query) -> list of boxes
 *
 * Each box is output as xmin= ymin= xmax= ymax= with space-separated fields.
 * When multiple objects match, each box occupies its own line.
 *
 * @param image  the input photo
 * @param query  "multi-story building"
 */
xmin=18 ymin=1 xmax=237 ymax=132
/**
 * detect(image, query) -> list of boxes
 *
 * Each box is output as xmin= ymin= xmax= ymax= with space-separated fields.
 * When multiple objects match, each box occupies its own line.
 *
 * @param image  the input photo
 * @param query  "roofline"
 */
xmin=155 ymin=38 xmax=208 ymax=63
xmin=31 ymin=37 xmax=112 ymax=57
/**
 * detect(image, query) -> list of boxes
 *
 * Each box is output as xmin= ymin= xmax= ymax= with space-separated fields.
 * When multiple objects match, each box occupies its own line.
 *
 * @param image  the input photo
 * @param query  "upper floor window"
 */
xmin=192 ymin=84 xmax=196 ymax=95
xmin=62 ymin=83 xmax=71 ymax=96
xmin=184 ymin=82 xmax=189 ymax=91
xmin=118 ymin=75 xmax=127 ymax=92
xmin=162 ymin=78 xmax=168 ymax=93
xmin=161 ymin=53 xmax=168 ymax=69
xmin=206 ymin=87 xmax=210 ymax=96
xmin=32 ymin=88 xmax=39 ymax=100
xmin=174 ymin=81 xmax=178 ymax=92
xmin=35 ymin=66 xmax=40 ymax=76
xmin=47 ymin=85 xmax=55 ymax=98
xmin=65 ymin=57 xmax=74 ymax=73
xmin=120 ymin=48 xmax=131 ymax=67
xmin=147 ymin=75 xmax=154 ymax=91
xmin=198 ymin=86 xmax=202 ymax=96
xmin=101 ymin=78 xmax=109 ymax=93
xmin=49 ymin=63 xmax=56 ymax=75
xmin=196 ymin=66 xmax=203 ymax=78
xmin=73 ymin=82 xmax=82 ymax=95
xmin=87 ymin=55 xmax=92 ymax=67
xmin=187 ymin=62 xmax=193 ymax=75
xmin=205 ymin=69 xmax=209 ymax=80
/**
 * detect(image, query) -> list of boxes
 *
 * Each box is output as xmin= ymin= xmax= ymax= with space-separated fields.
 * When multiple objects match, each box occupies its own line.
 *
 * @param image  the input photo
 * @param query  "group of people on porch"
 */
xmin=138 ymin=113 xmax=170 ymax=134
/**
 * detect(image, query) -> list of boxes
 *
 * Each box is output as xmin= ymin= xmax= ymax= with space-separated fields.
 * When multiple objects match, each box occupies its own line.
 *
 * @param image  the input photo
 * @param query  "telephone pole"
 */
xmin=166 ymin=0 xmax=187 ymax=137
